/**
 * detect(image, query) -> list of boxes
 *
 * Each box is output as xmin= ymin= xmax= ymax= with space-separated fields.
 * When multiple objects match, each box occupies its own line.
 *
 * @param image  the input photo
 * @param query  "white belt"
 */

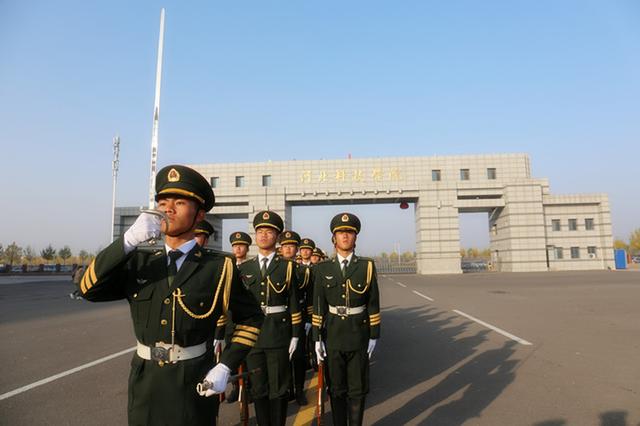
xmin=136 ymin=341 xmax=207 ymax=363
xmin=328 ymin=305 xmax=366 ymax=316
xmin=261 ymin=305 xmax=287 ymax=314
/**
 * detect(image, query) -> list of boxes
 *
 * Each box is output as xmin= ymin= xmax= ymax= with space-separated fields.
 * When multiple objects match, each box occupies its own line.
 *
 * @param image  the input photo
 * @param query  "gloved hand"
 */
xmin=199 ymin=363 xmax=231 ymax=397
xmin=213 ymin=339 xmax=224 ymax=354
xmin=123 ymin=212 xmax=162 ymax=251
xmin=304 ymin=323 xmax=312 ymax=335
xmin=288 ymin=337 xmax=299 ymax=360
xmin=315 ymin=341 xmax=326 ymax=364
xmin=367 ymin=339 xmax=377 ymax=359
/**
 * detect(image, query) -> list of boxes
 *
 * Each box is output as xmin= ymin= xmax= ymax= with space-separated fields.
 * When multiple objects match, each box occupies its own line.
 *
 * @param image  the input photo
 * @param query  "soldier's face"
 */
xmin=232 ymin=244 xmax=248 ymax=259
xmin=157 ymin=197 xmax=204 ymax=237
xmin=311 ymin=255 xmax=320 ymax=264
xmin=300 ymin=248 xmax=313 ymax=260
xmin=280 ymin=244 xmax=298 ymax=259
xmin=194 ymin=233 xmax=209 ymax=247
xmin=334 ymin=230 xmax=357 ymax=251
xmin=256 ymin=227 xmax=278 ymax=250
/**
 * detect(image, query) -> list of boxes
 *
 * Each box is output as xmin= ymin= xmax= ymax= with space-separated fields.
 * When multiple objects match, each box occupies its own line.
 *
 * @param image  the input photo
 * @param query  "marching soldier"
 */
xmin=230 ymin=231 xmax=252 ymax=266
xmin=310 ymin=247 xmax=323 ymax=265
xmin=299 ymin=238 xmax=316 ymax=267
xmin=239 ymin=211 xmax=302 ymax=425
xmin=78 ymin=165 xmax=264 ymax=426
xmin=278 ymin=231 xmax=313 ymax=406
xmin=194 ymin=219 xmax=214 ymax=248
xmin=312 ymin=213 xmax=381 ymax=426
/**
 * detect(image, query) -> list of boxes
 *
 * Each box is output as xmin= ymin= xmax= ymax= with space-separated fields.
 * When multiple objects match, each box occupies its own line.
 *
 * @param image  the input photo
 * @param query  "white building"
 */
xmin=114 ymin=153 xmax=614 ymax=274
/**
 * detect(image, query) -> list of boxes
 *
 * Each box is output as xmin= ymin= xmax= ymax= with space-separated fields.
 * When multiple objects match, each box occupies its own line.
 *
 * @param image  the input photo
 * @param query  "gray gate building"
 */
xmin=114 ymin=153 xmax=614 ymax=274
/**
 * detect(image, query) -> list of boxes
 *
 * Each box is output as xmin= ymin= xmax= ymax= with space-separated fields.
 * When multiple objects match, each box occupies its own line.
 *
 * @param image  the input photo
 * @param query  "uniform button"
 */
xmin=261 ymin=283 xmax=265 ymax=286
xmin=133 ymin=293 xmax=138 ymax=298
xmin=164 ymin=298 xmax=170 ymax=305
xmin=199 ymin=302 xmax=204 ymax=307
xmin=260 ymin=292 xmax=265 ymax=295
xmin=282 ymin=318 xmax=287 ymax=322
xmin=160 ymin=319 xmax=168 ymax=326
xmin=341 ymin=295 xmax=345 ymax=298
xmin=342 ymin=284 xmax=346 ymax=288
xmin=341 ymin=317 xmax=346 ymax=320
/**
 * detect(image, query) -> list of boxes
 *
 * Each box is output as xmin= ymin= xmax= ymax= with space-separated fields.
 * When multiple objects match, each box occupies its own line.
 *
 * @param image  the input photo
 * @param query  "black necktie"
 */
xmin=168 ymin=250 xmax=182 ymax=286
xmin=341 ymin=259 xmax=348 ymax=277
xmin=261 ymin=257 xmax=268 ymax=278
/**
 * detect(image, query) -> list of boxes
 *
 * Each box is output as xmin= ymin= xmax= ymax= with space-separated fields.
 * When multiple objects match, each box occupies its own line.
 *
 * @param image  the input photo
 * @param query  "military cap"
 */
xmin=330 ymin=212 xmax=361 ymax=234
xmin=278 ymin=230 xmax=301 ymax=246
xmin=155 ymin=165 xmax=215 ymax=211
xmin=312 ymin=247 xmax=324 ymax=258
xmin=253 ymin=210 xmax=284 ymax=233
xmin=230 ymin=231 xmax=252 ymax=246
xmin=300 ymin=238 xmax=316 ymax=250
xmin=194 ymin=220 xmax=214 ymax=236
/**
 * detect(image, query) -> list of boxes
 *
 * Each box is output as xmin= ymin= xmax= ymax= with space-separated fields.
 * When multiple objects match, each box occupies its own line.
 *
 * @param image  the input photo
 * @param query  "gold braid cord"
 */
xmin=268 ymin=261 xmax=293 ymax=294
xmin=347 ymin=261 xmax=373 ymax=295
xmin=173 ymin=257 xmax=231 ymax=320
xmin=299 ymin=267 xmax=310 ymax=289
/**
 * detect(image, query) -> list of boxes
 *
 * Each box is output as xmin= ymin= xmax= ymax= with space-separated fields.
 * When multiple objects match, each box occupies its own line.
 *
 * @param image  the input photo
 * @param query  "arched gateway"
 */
xmin=114 ymin=153 xmax=614 ymax=274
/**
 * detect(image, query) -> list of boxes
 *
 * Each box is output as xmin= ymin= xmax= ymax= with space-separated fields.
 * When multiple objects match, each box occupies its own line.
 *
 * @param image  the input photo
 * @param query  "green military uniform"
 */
xmin=239 ymin=212 xmax=302 ymax=425
xmin=312 ymin=213 xmax=381 ymax=426
xmin=79 ymin=165 xmax=264 ymax=426
xmin=194 ymin=220 xmax=214 ymax=239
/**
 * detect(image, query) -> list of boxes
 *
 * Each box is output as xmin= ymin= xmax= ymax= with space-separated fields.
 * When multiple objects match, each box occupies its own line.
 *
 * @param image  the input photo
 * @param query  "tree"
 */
xmin=5 ymin=242 xmax=23 ymax=265
xmin=0 ymin=244 xmax=4 ymax=263
xmin=41 ymin=245 xmax=56 ymax=263
xmin=23 ymin=246 xmax=36 ymax=265
xmin=78 ymin=249 xmax=90 ymax=266
xmin=58 ymin=246 xmax=72 ymax=265
xmin=613 ymin=239 xmax=629 ymax=250
xmin=401 ymin=251 xmax=414 ymax=262
xmin=629 ymin=229 xmax=640 ymax=255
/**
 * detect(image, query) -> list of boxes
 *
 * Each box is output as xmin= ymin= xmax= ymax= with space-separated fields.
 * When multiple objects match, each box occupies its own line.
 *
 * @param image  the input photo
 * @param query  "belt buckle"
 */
xmin=151 ymin=345 xmax=170 ymax=365
xmin=261 ymin=305 xmax=267 ymax=314
xmin=336 ymin=306 xmax=348 ymax=316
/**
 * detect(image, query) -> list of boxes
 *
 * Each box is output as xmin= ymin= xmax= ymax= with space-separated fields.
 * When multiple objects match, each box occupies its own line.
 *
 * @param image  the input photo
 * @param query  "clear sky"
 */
xmin=1 ymin=1 xmax=638 ymax=255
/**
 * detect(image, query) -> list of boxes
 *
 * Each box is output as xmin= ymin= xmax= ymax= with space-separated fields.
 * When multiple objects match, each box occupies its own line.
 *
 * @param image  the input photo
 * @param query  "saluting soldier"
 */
xmin=278 ymin=231 xmax=313 ymax=406
xmin=239 ymin=211 xmax=303 ymax=425
xmin=194 ymin=219 xmax=215 ymax=248
xmin=78 ymin=165 xmax=264 ymax=426
xmin=312 ymin=213 xmax=381 ymax=426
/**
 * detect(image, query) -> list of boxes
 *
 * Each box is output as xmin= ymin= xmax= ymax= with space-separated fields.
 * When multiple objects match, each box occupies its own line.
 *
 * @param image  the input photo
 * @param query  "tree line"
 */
xmin=0 ymin=242 xmax=96 ymax=266
xmin=613 ymin=228 xmax=640 ymax=255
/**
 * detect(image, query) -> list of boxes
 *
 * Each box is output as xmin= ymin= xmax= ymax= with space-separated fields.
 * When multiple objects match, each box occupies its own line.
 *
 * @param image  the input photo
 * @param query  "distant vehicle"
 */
xmin=42 ymin=265 xmax=57 ymax=272
xmin=11 ymin=265 xmax=23 ymax=273
xmin=631 ymin=256 xmax=640 ymax=264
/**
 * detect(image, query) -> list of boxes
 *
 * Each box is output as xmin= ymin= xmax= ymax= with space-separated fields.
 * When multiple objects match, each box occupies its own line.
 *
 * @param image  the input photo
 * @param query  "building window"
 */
xmin=262 ymin=175 xmax=272 ymax=187
xmin=587 ymin=246 xmax=597 ymax=258
xmin=487 ymin=168 xmax=497 ymax=180
xmin=460 ymin=169 xmax=470 ymax=181
xmin=210 ymin=177 xmax=219 ymax=188
xmin=552 ymin=219 xmax=561 ymax=231
xmin=235 ymin=176 xmax=245 ymax=188
xmin=571 ymin=247 xmax=580 ymax=259
xmin=585 ymin=218 xmax=594 ymax=230
xmin=568 ymin=219 xmax=577 ymax=231
xmin=432 ymin=170 xmax=441 ymax=181
xmin=555 ymin=247 xmax=564 ymax=259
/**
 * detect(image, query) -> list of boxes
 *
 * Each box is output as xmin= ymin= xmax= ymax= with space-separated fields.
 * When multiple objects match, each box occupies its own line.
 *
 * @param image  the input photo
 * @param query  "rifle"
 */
xmin=238 ymin=364 xmax=249 ymax=426
xmin=316 ymin=361 xmax=325 ymax=425
xmin=215 ymin=345 xmax=225 ymax=404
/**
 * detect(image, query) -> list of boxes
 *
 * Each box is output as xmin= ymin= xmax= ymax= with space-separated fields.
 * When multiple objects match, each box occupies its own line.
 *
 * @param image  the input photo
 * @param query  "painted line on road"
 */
xmin=452 ymin=310 xmax=533 ymax=346
xmin=0 ymin=346 xmax=136 ymax=401
xmin=411 ymin=290 xmax=434 ymax=302
xmin=396 ymin=281 xmax=407 ymax=288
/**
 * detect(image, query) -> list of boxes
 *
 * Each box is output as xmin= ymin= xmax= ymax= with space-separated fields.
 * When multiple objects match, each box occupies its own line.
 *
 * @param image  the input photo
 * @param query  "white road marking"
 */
xmin=411 ymin=290 xmax=434 ymax=301
xmin=396 ymin=281 xmax=407 ymax=288
xmin=0 ymin=346 xmax=136 ymax=401
xmin=453 ymin=309 xmax=533 ymax=346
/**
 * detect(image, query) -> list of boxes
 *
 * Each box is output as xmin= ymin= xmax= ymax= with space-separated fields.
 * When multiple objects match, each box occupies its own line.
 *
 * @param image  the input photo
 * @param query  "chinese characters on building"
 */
xmin=300 ymin=168 xmax=401 ymax=184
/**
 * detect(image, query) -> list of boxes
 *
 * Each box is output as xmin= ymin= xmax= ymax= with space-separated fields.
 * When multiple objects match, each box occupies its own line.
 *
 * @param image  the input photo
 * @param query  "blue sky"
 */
xmin=1 ymin=1 xmax=638 ymax=255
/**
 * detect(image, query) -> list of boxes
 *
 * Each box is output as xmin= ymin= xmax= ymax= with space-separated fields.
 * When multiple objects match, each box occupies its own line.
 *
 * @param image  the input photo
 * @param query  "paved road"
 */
xmin=0 ymin=271 xmax=638 ymax=425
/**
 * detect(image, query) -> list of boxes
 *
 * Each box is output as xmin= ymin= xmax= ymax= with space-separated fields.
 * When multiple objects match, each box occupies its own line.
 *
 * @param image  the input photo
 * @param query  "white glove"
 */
xmin=367 ymin=339 xmax=377 ymax=359
xmin=213 ymin=339 xmax=224 ymax=354
xmin=123 ymin=212 xmax=162 ymax=251
xmin=200 ymin=363 xmax=231 ymax=397
xmin=288 ymin=337 xmax=299 ymax=360
xmin=315 ymin=341 xmax=326 ymax=364
xmin=304 ymin=323 xmax=312 ymax=335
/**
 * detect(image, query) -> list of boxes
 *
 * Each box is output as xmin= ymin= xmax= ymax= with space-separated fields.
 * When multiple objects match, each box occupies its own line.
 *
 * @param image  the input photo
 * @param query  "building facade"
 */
xmin=114 ymin=153 xmax=614 ymax=274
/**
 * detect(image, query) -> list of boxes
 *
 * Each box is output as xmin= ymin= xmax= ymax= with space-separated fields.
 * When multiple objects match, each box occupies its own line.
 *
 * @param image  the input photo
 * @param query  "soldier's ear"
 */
xmin=196 ymin=208 xmax=206 ymax=222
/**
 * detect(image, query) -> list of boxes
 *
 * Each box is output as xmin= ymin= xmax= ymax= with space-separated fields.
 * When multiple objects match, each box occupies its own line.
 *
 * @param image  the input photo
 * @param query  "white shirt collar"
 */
xmin=258 ymin=251 xmax=276 ymax=267
xmin=164 ymin=239 xmax=197 ymax=271
xmin=336 ymin=252 xmax=354 ymax=266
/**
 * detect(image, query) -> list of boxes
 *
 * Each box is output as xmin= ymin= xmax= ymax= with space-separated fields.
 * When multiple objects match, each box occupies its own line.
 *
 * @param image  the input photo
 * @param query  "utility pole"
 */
xmin=111 ymin=135 xmax=121 ymax=242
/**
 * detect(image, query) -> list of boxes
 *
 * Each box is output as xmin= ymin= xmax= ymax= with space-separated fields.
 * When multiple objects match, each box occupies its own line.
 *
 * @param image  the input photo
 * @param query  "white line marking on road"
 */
xmin=411 ymin=290 xmax=434 ymax=301
xmin=452 ymin=310 xmax=533 ymax=346
xmin=396 ymin=281 xmax=407 ymax=288
xmin=0 ymin=346 xmax=136 ymax=401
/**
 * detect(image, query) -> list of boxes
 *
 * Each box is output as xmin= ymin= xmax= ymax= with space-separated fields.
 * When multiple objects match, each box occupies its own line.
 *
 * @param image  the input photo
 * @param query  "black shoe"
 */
xmin=295 ymin=393 xmax=308 ymax=406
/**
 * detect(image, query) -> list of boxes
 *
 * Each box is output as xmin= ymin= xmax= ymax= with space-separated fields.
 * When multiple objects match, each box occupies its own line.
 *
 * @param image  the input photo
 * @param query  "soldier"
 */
xmin=310 ymin=247 xmax=323 ymax=265
xmin=278 ymin=231 xmax=312 ymax=406
xmin=299 ymin=238 xmax=316 ymax=267
xmin=312 ymin=213 xmax=380 ymax=426
xmin=194 ymin=219 xmax=214 ymax=247
xmin=230 ymin=231 xmax=252 ymax=266
xmin=239 ymin=211 xmax=302 ymax=425
xmin=78 ymin=165 xmax=264 ymax=426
